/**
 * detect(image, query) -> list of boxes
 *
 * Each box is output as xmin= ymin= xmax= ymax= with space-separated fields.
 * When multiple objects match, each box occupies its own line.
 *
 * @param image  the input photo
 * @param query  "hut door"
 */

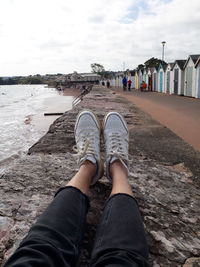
xmin=153 ymin=73 xmax=157 ymax=91
xmin=174 ymin=69 xmax=179 ymax=94
xmin=186 ymin=67 xmax=193 ymax=96
xmin=166 ymin=71 xmax=170 ymax=94
xmin=160 ymin=72 xmax=163 ymax=92
xmin=148 ymin=76 xmax=152 ymax=91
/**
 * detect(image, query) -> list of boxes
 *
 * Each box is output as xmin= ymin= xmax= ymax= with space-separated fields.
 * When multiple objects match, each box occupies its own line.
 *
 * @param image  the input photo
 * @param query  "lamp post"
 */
xmin=161 ymin=41 xmax=166 ymax=63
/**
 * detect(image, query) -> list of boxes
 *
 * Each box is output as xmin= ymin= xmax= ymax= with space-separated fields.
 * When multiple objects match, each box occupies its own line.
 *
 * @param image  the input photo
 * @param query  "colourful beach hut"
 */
xmin=135 ymin=70 xmax=139 ymax=89
xmin=165 ymin=63 xmax=174 ymax=94
xmin=171 ymin=60 xmax=186 ymax=95
xmin=158 ymin=64 xmax=167 ymax=93
xmin=184 ymin=54 xmax=200 ymax=97
xmin=195 ymin=56 xmax=200 ymax=98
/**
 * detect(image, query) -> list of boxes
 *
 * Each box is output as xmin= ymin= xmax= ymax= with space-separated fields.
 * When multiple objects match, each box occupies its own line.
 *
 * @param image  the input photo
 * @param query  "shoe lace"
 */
xmin=73 ymin=134 xmax=96 ymax=163
xmin=108 ymin=133 xmax=132 ymax=164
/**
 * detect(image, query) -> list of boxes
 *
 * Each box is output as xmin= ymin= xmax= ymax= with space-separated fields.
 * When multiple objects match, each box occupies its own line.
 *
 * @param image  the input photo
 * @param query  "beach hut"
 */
xmin=129 ymin=70 xmax=136 ymax=89
xmin=138 ymin=69 xmax=143 ymax=88
xmin=165 ymin=63 xmax=174 ymax=94
xmin=135 ymin=70 xmax=139 ymax=89
xmin=143 ymin=68 xmax=148 ymax=86
xmin=158 ymin=64 xmax=167 ymax=93
xmin=171 ymin=60 xmax=186 ymax=95
xmin=195 ymin=56 xmax=200 ymax=98
xmin=152 ymin=67 xmax=158 ymax=91
xmin=147 ymin=68 xmax=154 ymax=91
xmin=184 ymin=54 xmax=200 ymax=97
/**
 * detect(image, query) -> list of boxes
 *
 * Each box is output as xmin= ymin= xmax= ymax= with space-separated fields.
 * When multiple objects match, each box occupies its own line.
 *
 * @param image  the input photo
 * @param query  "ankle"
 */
xmin=110 ymin=160 xmax=128 ymax=180
xmin=79 ymin=160 xmax=97 ymax=177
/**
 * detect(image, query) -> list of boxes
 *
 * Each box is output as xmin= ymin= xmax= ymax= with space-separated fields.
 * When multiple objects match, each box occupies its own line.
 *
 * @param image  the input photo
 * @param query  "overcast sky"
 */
xmin=0 ymin=0 xmax=200 ymax=76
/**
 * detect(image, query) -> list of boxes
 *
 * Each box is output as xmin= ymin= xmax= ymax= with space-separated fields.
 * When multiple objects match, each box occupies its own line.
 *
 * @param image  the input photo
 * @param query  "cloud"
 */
xmin=0 ymin=0 xmax=200 ymax=75
xmin=88 ymin=16 xmax=105 ymax=24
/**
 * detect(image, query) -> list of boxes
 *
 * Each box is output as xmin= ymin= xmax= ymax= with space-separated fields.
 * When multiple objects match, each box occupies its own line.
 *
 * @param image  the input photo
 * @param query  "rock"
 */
xmin=183 ymin=257 xmax=200 ymax=267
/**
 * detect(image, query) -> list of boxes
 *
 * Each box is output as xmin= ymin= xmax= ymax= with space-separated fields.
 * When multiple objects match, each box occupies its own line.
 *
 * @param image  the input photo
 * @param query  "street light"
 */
xmin=161 ymin=41 xmax=166 ymax=63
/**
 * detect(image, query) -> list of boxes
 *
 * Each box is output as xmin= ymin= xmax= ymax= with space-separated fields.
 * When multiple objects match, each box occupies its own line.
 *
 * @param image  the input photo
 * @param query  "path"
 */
xmin=116 ymin=89 xmax=200 ymax=152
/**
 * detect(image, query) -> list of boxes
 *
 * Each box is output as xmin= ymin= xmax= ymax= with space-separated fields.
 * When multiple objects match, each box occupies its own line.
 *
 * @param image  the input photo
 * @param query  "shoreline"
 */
xmin=25 ymin=87 xmax=80 ymax=132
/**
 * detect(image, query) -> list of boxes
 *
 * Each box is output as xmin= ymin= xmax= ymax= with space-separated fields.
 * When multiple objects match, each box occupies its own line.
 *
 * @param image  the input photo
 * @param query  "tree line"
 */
xmin=91 ymin=57 xmax=166 ymax=78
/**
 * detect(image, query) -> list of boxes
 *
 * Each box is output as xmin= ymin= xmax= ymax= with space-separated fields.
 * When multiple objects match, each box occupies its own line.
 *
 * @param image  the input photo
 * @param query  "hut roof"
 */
xmin=184 ymin=54 xmax=200 ymax=68
xmin=171 ymin=60 xmax=187 ymax=70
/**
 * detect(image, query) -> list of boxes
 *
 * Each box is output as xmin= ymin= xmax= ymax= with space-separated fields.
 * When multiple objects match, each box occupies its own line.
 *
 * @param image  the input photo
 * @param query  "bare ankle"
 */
xmin=79 ymin=160 xmax=97 ymax=177
xmin=110 ymin=160 xmax=128 ymax=179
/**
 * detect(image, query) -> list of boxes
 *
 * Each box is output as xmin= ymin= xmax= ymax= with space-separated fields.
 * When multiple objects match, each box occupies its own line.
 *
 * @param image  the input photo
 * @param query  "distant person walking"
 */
xmin=127 ymin=79 xmax=132 ymax=91
xmin=122 ymin=76 xmax=127 ymax=91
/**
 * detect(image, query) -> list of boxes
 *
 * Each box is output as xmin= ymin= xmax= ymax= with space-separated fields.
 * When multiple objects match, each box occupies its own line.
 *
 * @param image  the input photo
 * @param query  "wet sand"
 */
xmin=31 ymin=88 xmax=79 ymax=133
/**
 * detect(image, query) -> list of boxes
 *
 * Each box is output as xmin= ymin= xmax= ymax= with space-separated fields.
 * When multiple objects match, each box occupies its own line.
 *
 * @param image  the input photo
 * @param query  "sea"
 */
xmin=0 ymin=84 xmax=75 ymax=164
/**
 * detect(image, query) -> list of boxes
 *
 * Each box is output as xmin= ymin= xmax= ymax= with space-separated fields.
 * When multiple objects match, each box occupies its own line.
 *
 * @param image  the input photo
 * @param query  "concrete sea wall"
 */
xmin=0 ymin=86 xmax=200 ymax=266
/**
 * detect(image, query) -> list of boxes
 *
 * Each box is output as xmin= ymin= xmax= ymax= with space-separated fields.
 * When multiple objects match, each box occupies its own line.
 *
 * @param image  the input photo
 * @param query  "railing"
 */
xmin=72 ymin=85 xmax=93 ymax=107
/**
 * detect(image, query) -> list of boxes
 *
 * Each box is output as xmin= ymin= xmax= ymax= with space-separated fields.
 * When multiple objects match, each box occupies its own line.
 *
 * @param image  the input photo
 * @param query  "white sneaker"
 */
xmin=103 ymin=112 xmax=129 ymax=180
xmin=74 ymin=110 xmax=104 ymax=184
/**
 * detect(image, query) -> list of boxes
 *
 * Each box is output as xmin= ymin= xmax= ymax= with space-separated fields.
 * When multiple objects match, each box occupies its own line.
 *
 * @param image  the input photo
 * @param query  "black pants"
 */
xmin=4 ymin=186 xmax=149 ymax=267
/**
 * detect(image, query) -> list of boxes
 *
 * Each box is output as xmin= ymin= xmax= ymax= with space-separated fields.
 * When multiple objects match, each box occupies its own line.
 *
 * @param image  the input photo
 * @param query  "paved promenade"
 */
xmin=116 ymin=89 xmax=200 ymax=152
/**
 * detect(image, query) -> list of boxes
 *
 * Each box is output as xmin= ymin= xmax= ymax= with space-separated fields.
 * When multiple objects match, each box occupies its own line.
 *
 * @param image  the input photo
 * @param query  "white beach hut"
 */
xmin=138 ymin=69 xmax=143 ymax=88
xmin=195 ymin=56 xmax=200 ymax=98
xmin=143 ymin=68 xmax=148 ymax=86
xmin=184 ymin=55 xmax=200 ymax=97
xmin=165 ymin=63 xmax=174 ymax=94
xmin=152 ymin=67 xmax=158 ymax=91
xmin=171 ymin=60 xmax=186 ymax=95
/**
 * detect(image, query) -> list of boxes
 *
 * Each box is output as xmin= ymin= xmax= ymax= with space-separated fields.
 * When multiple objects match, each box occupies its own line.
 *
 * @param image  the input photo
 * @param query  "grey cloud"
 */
xmin=88 ymin=16 xmax=105 ymax=24
xmin=38 ymin=40 xmax=73 ymax=50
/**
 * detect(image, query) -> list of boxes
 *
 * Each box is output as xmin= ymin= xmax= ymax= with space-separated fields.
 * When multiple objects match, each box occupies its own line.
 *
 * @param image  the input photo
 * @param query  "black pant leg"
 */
xmin=4 ymin=186 xmax=89 ymax=267
xmin=90 ymin=193 xmax=149 ymax=267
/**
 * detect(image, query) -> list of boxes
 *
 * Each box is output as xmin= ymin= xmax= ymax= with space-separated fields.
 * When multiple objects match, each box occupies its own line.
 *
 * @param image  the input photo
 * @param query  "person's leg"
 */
xmin=4 ymin=164 xmax=92 ymax=267
xmin=90 ymin=112 xmax=149 ymax=267
xmin=4 ymin=110 xmax=104 ymax=267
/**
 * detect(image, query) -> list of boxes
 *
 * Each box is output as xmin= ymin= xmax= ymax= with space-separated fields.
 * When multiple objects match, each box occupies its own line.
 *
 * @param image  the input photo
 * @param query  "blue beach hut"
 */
xmin=158 ymin=63 xmax=167 ymax=93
